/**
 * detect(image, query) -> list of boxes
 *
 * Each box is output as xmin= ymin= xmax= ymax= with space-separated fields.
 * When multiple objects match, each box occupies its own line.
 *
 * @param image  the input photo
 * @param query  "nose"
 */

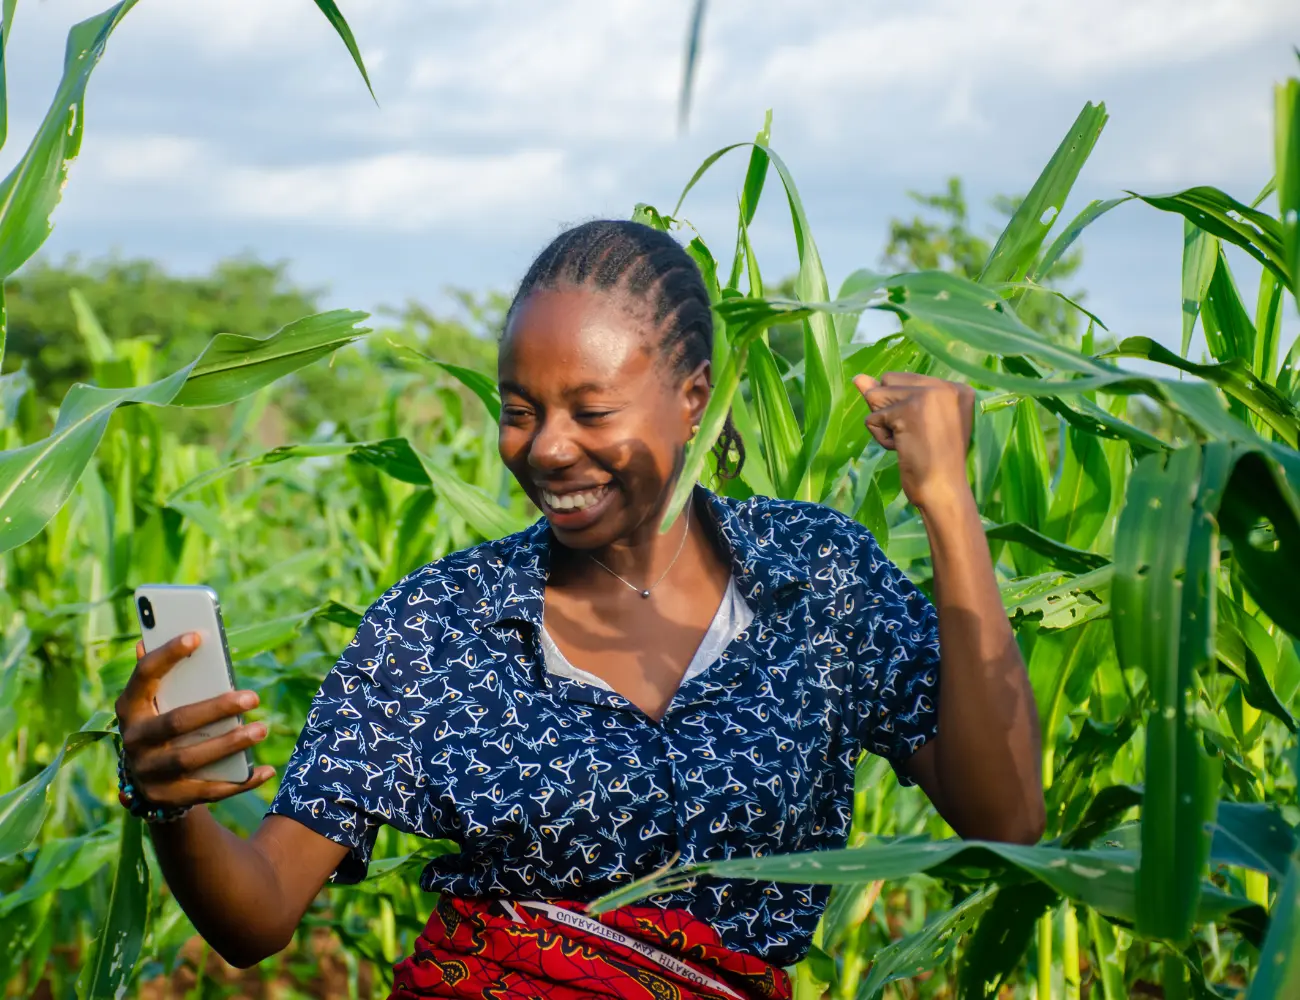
xmin=528 ymin=413 xmax=580 ymax=472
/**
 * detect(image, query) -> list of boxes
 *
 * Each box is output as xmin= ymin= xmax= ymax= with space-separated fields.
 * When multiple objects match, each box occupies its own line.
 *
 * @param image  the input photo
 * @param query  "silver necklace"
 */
xmin=587 ymin=503 xmax=692 ymax=599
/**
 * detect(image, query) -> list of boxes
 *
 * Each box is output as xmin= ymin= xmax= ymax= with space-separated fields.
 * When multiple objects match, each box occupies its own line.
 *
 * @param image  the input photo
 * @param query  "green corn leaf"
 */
xmin=1032 ymin=196 xmax=1131 ymax=284
xmin=1060 ymin=781 xmax=1142 ymax=849
xmin=986 ymin=523 xmax=1109 ymax=575
xmin=392 ymin=342 xmax=501 ymax=421
xmin=746 ymin=337 xmax=801 ymax=496
xmin=0 ymin=725 xmax=112 ymax=859
xmin=0 ymin=1 xmax=137 ymax=284
xmin=1217 ymin=447 xmax=1300 ymax=639
xmin=1209 ymin=801 xmax=1297 ymax=882
xmin=1003 ymin=565 xmax=1112 ymax=632
xmin=670 ymin=139 xmax=840 ymax=501
xmin=1088 ymin=910 xmax=1131 ymax=1000
xmin=588 ymin=835 xmax=1262 ymax=933
xmin=1275 ymin=75 xmax=1299 ymax=306
xmin=1113 ymin=445 xmax=1226 ymax=944
xmin=0 ymin=0 xmax=16 ymax=153
xmin=1044 ymin=425 xmax=1112 ymax=551
xmin=167 ymin=440 xmax=369 ymax=502
xmin=0 ymin=829 xmax=116 ymax=917
xmin=980 ymin=101 xmax=1108 ymax=286
xmin=76 ymin=815 xmax=150 ymax=1000
xmin=1132 ymin=186 xmax=1291 ymax=289
xmin=1254 ymin=271 xmax=1284 ymax=386
xmin=958 ymin=883 xmax=1059 ymax=1000
xmin=1245 ymin=751 xmax=1300 ymax=999
xmin=860 ymin=887 xmax=996 ymax=1000
xmin=1104 ymin=336 xmax=1298 ymax=447
xmin=0 ymin=310 xmax=368 ymax=553
xmin=1200 ymin=250 xmax=1258 ymax=369
xmin=171 ymin=309 xmax=369 ymax=407
xmin=1181 ymin=221 xmax=1220 ymax=357
xmin=411 ymin=444 xmax=529 ymax=540
xmin=1031 ymin=620 xmax=1115 ymax=789
xmin=348 ymin=840 xmax=461 ymax=894
xmin=726 ymin=389 xmax=776 ymax=498
xmin=1216 ymin=590 xmax=1297 ymax=733
xmin=1001 ymin=400 xmax=1051 ymax=575
xmin=309 ymin=0 xmax=375 ymax=101
xmin=726 ymin=110 xmax=771 ymax=291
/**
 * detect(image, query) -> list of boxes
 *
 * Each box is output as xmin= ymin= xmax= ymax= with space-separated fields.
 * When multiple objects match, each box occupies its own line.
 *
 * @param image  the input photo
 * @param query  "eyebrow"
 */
xmin=498 ymin=380 xmax=619 ymax=400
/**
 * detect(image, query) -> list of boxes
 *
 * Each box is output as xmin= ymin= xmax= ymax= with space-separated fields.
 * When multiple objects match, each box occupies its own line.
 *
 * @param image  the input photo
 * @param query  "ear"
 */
xmin=681 ymin=359 xmax=711 ymax=434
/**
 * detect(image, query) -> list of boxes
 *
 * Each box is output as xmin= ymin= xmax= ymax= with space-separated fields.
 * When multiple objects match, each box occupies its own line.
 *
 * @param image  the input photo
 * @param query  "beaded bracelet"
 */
xmin=116 ymin=741 xmax=192 ymax=824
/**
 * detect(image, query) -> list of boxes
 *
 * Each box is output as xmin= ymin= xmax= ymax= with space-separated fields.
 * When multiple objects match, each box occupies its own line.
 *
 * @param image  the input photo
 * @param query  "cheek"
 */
xmin=497 ymin=425 xmax=527 ymax=467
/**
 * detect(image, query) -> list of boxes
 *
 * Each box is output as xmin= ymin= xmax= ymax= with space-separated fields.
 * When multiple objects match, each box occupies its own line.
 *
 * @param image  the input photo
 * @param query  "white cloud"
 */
xmin=71 ymin=132 xmax=576 ymax=231
xmin=222 ymin=149 xmax=571 ymax=229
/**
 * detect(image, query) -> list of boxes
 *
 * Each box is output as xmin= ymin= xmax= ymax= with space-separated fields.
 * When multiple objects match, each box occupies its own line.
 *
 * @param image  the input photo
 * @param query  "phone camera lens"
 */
xmin=138 ymin=596 xmax=155 ymax=629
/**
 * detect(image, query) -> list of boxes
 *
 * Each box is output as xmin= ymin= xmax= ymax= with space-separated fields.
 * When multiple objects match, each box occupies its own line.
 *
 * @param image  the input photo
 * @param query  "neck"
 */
xmin=589 ymin=495 xmax=694 ymax=586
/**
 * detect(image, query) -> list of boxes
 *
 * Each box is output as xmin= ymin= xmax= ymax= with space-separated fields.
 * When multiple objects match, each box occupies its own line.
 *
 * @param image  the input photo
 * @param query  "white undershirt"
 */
xmin=539 ymin=576 xmax=755 ymax=693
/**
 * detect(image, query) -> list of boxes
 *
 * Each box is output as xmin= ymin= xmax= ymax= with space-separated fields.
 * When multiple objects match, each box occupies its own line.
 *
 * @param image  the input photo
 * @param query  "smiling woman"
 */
xmin=111 ymin=219 xmax=1044 ymax=999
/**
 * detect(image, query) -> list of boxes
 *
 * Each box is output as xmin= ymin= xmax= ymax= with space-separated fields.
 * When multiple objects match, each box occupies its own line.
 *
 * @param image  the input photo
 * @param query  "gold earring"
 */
xmin=690 ymin=423 xmax=700 ymax=440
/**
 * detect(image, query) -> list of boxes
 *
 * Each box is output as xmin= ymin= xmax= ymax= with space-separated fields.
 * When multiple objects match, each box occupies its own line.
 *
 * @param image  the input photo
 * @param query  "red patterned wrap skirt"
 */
xmin=390 ymin=894 xmax=793 ymax=1000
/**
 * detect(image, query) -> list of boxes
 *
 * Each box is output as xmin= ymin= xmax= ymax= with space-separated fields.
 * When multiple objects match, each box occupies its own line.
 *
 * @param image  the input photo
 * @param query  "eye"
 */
xmin=501 ymin=405 xmax=533 ymax=423
xmin=576 ymin=410 xmax=614 ymax=423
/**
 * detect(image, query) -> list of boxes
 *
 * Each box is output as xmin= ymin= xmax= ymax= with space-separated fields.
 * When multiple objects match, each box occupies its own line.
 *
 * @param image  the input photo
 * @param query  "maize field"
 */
xmin=1 ymin=3 xmax=1299 ymax=998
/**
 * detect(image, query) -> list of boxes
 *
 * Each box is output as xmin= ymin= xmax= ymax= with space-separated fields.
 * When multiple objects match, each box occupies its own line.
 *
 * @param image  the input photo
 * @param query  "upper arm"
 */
xmin=250 ymin=813 xmax=351 ymax=937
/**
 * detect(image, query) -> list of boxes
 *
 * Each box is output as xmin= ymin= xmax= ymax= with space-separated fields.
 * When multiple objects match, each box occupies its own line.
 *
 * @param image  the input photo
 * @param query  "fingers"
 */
xmin=128 ymin=689 xmax=260 ymax=750
xmin=865 ymin=406 xmax=899 ymax=450
xmin=853 ymin=372 xmax=922 ymax=410
xmin=132 ymin=720 xmax=269 ymax=784
xmin=125 ymin=632 xmax=201 ymax=694
xmin=141 ymin=765 xmax=277 ymax=808
xmin=199 ymin=765 xmax=278 ymax=803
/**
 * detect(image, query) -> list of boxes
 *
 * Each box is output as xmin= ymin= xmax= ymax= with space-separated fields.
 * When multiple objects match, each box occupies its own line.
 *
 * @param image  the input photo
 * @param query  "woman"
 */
xmin=115 ymin=221 xmax=1044 ymax=999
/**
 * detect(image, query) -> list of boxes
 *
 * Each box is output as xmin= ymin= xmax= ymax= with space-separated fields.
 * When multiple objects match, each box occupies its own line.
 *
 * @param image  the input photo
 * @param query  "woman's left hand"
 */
xmin=852 ymin=372 xmax=975 ymax=514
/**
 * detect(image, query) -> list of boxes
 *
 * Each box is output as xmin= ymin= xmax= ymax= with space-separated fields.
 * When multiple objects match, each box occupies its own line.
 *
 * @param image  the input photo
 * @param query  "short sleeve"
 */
xmin=840 ymin=527 xmax=941 ymax=786
xmin=266 ymin=590 xmax=436 ymax=882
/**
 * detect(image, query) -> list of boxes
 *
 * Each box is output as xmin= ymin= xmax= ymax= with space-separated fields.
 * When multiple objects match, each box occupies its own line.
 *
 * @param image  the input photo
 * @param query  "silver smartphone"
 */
xmin=133 ymin=584 xmax=252 ymax=784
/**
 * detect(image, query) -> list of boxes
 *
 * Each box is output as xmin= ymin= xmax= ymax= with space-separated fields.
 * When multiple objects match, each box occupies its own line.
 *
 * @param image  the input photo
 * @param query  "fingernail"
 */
xmin=248 ymin=723 xmax=268 ymax=740
xmin=238 ymin=692 xmax=258 ymax=710
xmin=183 ymin=632 xmax=199 ymax=649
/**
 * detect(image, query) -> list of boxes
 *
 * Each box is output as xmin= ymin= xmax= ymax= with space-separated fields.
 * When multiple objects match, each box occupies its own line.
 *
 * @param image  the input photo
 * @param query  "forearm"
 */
xmin=922 ymin=490 xmax=1045 ymax=843
xmin=149 ymin=807 xmax=294 ymax=967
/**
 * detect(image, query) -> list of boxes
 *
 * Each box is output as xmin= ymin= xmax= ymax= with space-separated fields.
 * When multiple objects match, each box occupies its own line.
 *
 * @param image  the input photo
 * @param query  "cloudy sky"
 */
xmin=6 ymin=0 xmax=1300 ymax=346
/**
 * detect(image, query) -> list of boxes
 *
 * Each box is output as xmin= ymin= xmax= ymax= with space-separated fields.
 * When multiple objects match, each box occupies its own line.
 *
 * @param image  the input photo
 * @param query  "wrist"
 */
xmin=914 ymin=479 xmax=978 ymax=525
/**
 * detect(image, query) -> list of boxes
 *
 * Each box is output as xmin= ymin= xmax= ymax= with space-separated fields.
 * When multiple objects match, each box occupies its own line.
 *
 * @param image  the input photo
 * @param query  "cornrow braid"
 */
xmin=505 ymin=220 xmax=746 ymax=481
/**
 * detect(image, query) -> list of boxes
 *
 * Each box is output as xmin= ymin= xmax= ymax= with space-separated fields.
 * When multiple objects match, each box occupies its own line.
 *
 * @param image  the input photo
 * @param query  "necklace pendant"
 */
xmin=640 ymin=589 xmax=651 ymax=599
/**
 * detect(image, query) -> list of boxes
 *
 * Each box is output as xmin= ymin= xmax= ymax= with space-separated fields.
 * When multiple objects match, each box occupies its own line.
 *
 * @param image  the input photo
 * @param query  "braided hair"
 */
xmin=504 ymin=220 xmax=745 ymax=480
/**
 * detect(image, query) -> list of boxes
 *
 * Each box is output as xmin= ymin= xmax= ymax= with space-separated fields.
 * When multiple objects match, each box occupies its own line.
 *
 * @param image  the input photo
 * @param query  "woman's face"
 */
xmin=498 ymin=286 xmax=708 ymax=550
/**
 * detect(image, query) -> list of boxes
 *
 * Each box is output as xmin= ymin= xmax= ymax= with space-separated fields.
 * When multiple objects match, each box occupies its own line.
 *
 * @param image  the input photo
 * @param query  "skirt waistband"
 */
xmin=389 ymin=894 xmax=792 ymax=1000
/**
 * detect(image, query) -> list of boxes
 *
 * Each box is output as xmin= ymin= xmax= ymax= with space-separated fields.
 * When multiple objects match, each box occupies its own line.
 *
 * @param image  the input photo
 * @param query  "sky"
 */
xmin=5 ymin=0 xmax=1300 ymax=348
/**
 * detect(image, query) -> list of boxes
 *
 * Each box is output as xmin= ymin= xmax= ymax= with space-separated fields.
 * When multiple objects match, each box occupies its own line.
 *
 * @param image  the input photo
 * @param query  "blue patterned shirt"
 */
xmin=268 ymin=487 xmax=941 ymax=966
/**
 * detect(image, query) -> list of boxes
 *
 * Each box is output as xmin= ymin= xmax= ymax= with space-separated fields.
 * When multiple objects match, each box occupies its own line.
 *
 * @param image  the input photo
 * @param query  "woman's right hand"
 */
xmin=114 ymin=632 xmax=276 ymax=809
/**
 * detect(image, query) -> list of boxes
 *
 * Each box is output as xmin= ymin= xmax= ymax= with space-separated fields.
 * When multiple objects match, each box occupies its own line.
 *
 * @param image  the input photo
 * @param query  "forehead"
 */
xmin=499 ymin=287 xmax=657 ymax=386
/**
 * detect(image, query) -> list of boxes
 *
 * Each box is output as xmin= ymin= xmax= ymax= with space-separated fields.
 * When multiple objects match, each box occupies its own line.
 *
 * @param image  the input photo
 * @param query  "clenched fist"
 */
xmin=853 ymin=372 xmax=975 ymax=514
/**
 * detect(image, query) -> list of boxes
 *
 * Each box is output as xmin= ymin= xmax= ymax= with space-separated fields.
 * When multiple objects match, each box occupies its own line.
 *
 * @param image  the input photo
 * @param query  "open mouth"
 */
xmin=537 ymin=483 xmax=614 ymax=527
xmin=539 ymin=484 xmax=610 ymax=512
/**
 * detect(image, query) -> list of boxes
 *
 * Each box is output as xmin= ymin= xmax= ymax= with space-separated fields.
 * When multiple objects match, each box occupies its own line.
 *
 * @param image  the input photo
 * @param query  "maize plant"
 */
xmin=2 ymin=3 xmax=1300 ymax=998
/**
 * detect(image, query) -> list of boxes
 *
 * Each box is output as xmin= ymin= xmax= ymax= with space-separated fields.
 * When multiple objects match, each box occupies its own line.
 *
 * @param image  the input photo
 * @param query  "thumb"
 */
xmin=852 ymin=373 xmax=880 ymax=398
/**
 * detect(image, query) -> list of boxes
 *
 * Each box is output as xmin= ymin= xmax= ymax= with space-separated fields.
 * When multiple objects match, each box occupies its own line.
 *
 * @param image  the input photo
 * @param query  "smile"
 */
xmin=539 ymin=484 xmax=611 ymax=512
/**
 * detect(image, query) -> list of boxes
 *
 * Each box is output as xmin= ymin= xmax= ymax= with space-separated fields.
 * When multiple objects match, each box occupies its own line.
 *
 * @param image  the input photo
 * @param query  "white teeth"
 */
xmin=542 ymin=486 xmax=606 ymax=512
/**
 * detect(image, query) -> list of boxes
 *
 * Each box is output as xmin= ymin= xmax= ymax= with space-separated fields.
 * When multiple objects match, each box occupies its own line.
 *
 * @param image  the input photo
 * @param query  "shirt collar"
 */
xmin=483 ymin=484 xmax=809 ymax=629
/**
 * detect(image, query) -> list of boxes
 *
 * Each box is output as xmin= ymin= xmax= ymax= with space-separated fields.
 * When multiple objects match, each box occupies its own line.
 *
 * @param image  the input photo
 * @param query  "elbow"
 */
xmin=962 ymin=796 xmax=1046 ymax=845
xmin=211 ymin=930 xmax=293 ymax=971
xmin=994 ymin=795 xmax=1047 ymax=845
